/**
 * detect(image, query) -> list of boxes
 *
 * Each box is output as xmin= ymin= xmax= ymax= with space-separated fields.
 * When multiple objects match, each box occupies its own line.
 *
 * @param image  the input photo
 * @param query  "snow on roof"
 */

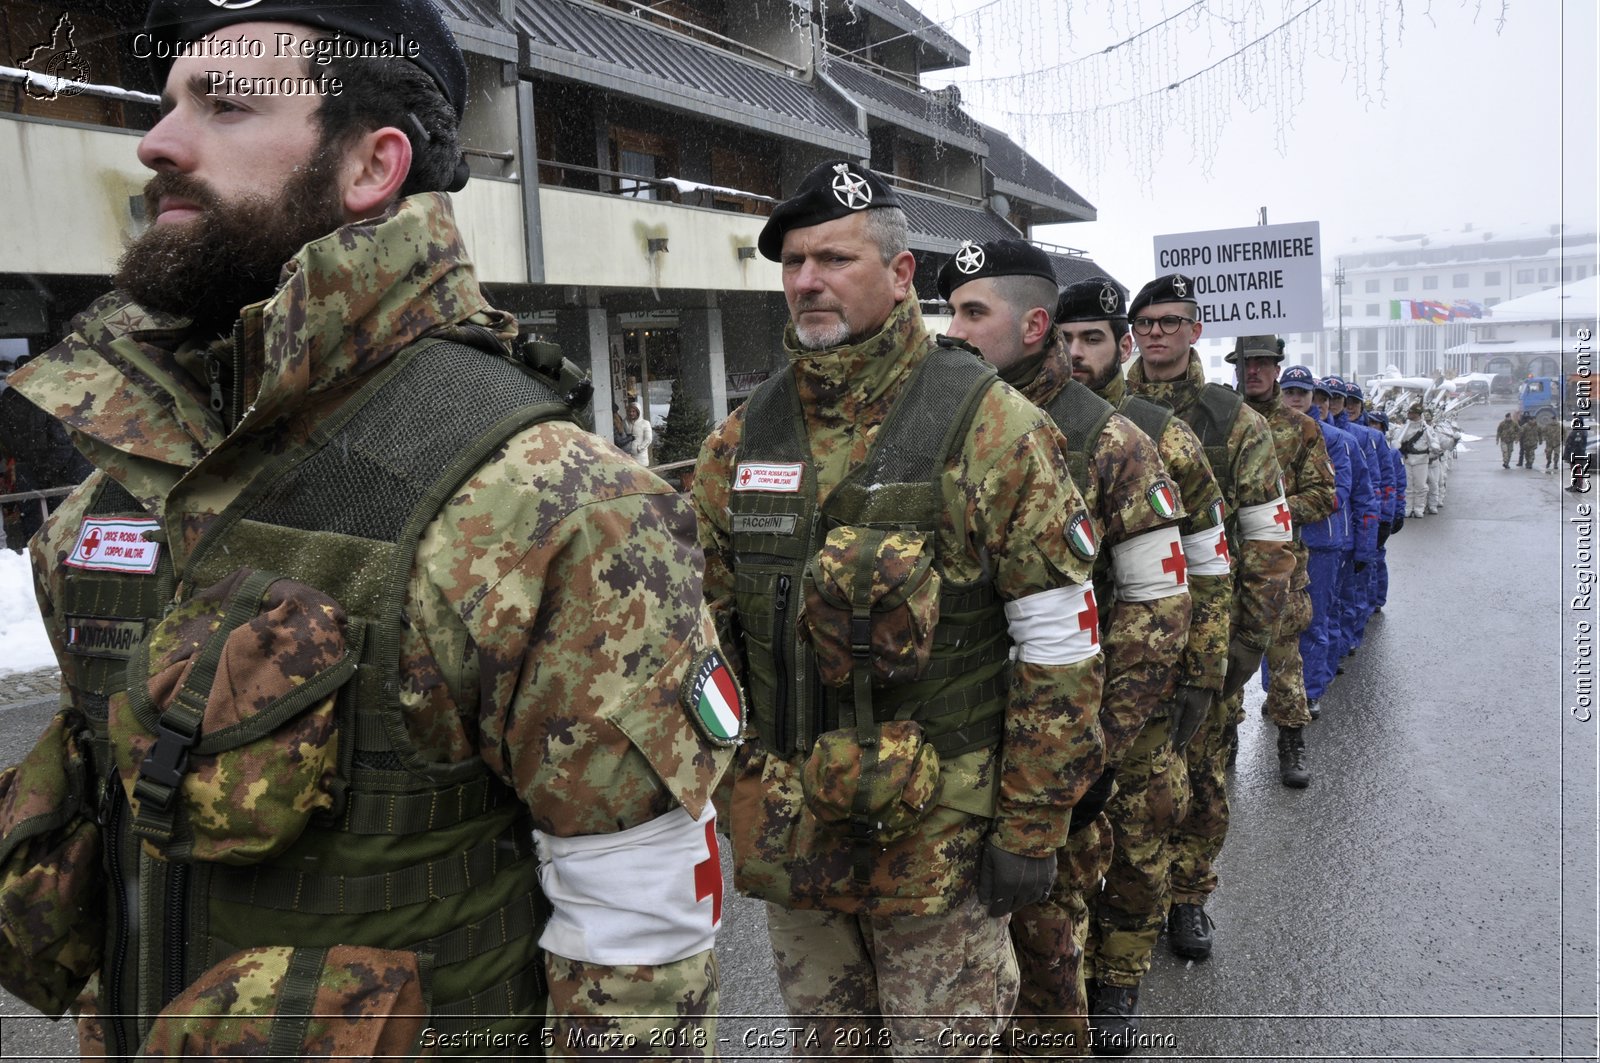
xmin=1476 ymin=276 xmax=1599 ymax=323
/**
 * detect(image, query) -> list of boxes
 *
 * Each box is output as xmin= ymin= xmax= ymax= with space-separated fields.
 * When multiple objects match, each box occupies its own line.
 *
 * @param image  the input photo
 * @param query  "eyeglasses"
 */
xmin=1131 ymin=315 xmax=1195 ymax=336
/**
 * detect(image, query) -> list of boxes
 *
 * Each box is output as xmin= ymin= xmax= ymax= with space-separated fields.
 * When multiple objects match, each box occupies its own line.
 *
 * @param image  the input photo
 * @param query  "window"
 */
xmin=1563 ymin=267 xmax=1574 ymax=281
xmin=1581 ymin=265 xmax=1591 ymax=280
xmin=1364 ymin=279 xmax=1380 ymax=293
xmin=1486 ymin=297 xmax=1501 ymax=307
xmin=1393 ymin=277 xmax=1409 ymax=292
xmin=1365 ymin=304 xmax=1380 ymax=316
xmin=1538 ymin=268 xmax=1549 ymax=282
xmin=710 ymin=146 xmax=779 ymax=214
xmin=609 ymin=127 xmax=678 ymax=200
xmin=1517 ymin=269 xmax=1535 ymax=283
xmin=1453 ymin=273 xmax=1469 ymax=287
xmin=1422 ymin=276 xmax=1438 ymax=290
xmin=1341 ymin=305 xmax=1352 ymax=317
xmin=1484 ymin=271 xmax=1502 ymax=286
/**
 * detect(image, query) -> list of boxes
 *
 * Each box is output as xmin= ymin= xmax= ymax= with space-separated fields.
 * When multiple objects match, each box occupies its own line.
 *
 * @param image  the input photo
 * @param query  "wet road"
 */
xmin=2 ymin=400 xmax=1594 ymax=1061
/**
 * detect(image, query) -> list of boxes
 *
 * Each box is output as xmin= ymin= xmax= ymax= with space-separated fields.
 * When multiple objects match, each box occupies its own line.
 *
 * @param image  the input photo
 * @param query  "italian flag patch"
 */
xmin=1066 ymin=512 xmax=1098 ymax=560
xmin=1147 ymin=481 xmax=1179 ymax=520
xmin=684 ymin=650 xmax=743 ymax=746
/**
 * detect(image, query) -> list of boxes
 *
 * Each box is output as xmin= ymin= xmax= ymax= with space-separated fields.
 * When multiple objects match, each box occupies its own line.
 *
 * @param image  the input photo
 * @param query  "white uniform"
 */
xmin=1395 ymin=419 xmax=1434 ymax=517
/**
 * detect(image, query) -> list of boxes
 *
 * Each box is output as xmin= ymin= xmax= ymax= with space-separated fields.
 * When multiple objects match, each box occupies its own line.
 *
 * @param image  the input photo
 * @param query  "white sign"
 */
xmin=1151 ymin=221 xmax=1322 ymax=338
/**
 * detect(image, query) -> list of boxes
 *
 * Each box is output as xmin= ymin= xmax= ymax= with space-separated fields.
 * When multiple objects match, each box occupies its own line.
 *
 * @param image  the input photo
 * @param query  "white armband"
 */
xmin=1237 ymin=495 xmax=1294 ymax=542
xmin=1112 ymin=526 xmax=1189 ymax=602
xmin=534 ymin=803 xmax=721 ymax=966
xmin=1182 ymin=524 xmax=1232 ymax=576
xmin=1004 ymin=583 xmax=1100 ymax=665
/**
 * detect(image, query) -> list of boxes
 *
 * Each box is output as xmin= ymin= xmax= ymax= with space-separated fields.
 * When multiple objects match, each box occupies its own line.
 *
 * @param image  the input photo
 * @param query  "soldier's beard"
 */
xmin=116 ymin=159 xmax=346 ymax=335
xmin=1077 ymin=358 xmax=1119 ymax=393
xmin=793 ymin=312 xmax=853 ymax=351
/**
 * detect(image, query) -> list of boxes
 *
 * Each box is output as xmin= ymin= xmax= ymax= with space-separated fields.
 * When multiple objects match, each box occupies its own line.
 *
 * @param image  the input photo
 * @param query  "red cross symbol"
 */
xmin=1214 ymin=533 xmax=1231 ymax=567
xmin=1077 ymin=590 xmax=1100 ymax=647
xmin=694 ymin=819 xmax=723 ymax=924
xmin=82 ymin=527 xmax=101 ymax=558
xmin=1162 ymin=540 xmax=1188 ymax=585
xmin=738 ymin=467 xmax=752 ymax=486
xmin=1273 ymin=503 xmax=1292 ymax=534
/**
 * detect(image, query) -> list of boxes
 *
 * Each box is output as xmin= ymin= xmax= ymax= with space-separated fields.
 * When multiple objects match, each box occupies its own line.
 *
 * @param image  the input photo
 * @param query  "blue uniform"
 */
xmin=1334 ymin=412 xmax=1385 ymax=647
xmin=1300 ymin=405 xmax=1355 ymax=702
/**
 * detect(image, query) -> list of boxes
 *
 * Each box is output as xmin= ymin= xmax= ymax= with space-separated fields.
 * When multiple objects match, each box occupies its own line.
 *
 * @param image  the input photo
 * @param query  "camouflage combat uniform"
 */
xmin=1544 ymin=419 xmax=1565 ymax=470
xmin=1246 ymin=385 xmax=1337 ymax=728
xmin=692 ymin=295 xmax=1105 ymax=1057
xmin=1004 ymin=335 xmax=1191 ymax=1054
xmin=1496 ymin=415 xmax=1518 ymax=468
xmin=1519 ymin=418 xmax=1542 ymax=468
xmin=1087 ymin=369 xmax=1227 ymax=989
xmin=9 ymin=194 xmax=730 ymax=1058
xmin=1126 ymin=353 xmax=1293 ymax=908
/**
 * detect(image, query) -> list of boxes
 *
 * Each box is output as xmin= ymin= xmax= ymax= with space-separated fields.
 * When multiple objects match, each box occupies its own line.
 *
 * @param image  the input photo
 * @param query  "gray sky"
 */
xmin=917 ymin=0 xmax=1598 ymax=293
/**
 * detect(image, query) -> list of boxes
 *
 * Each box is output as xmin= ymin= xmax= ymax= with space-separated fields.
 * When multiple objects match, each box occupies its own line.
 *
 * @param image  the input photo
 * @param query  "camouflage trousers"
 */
xmin=765 ymin=893 xmax=1018 ymax=1061
xmin=1262 ymin=584 xmax=1314 ymax=728
xmin=1087 ymin=718 xmax=1190 ymax=987
xmin=1007 ymin=814 xmax=1115 ymax=1057
xmin=1500 ymin=440 xmax=1514 ymax=465
xmin=1169 ymin=691 xmax=1236 ymax=905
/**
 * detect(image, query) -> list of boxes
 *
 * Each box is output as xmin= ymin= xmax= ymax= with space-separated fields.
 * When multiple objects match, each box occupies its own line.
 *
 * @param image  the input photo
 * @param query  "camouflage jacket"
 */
xmin=1098 ymin=371 xmax=1230 ymax=693
xmin=1496 ymin=418 xmax=1519 ymax=444
xmin=692 ymin=295 xmax=1104 ymax=916
xmin=1018 ymin=335 xmax=1191 ymax=763
xmin=1519 ymin=421 xmax=1543 ymax=446
xmin=1245 ymin=384 xmax=1337 ymax=591
xmin=1126 ymin=353 xmax=1293 ymax=652
xmin=1543 ymin=420 xmax=1565 ymax=448
xmin=12 ymin=194 xmax=729 ymax=1051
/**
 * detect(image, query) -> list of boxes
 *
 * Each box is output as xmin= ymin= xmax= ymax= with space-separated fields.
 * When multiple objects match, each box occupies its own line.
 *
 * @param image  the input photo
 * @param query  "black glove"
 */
xmin=1354 ymin=560 xmax=1369 ymax=573
xmin=1068 ymin=766 xmax=1117 ymax=834
xmin=1169 ymin=684 xmax=1214 ymax=751
xmin=1376 ymin=522 xmax=1392 ymax=550
xmin=977 ymin=839 xmax=1056 ymax=917
xmin=1391 ymin=513 xmax=1404 ymax=535
xmin=1220 ymin=639 xmax=1264 ymax=701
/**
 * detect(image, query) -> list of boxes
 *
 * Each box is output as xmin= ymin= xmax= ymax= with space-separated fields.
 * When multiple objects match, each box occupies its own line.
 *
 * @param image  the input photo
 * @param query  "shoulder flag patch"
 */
xmin=1066 ymin=511 xmax=1098 ymax=560
xmin=1146 ymin=480 xmax=1179 ymax=520
xmin=683 ymin=649 xmax=743 ymax=747
xmin=1210 ymin=499 xmax=1226 ymax=528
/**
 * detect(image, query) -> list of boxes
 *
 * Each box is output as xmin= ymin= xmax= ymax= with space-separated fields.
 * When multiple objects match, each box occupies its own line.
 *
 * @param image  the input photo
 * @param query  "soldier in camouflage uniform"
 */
xmin=1496 ymin=412 xmax=1518 ymax=468
xmin=1124 ymin=275 xmax=1294 ymax=965
xmin=1518 ymin=414 xmax=1543 ymax=469
xmin=692 ymin=163 xmax=1106 ymax=1059
xmin=1229 ymin=338 xmax=1336 ymax=789
xmin=939 ymin=247 xmax=1191 ymax=1057
xmin=1544 ymin=417 xmax=1566 ymax=473
xmin=2 ymin=6 xmax=732 ymax=1057
xmin=1053 ymin=277 xmax=1230 ymax=1054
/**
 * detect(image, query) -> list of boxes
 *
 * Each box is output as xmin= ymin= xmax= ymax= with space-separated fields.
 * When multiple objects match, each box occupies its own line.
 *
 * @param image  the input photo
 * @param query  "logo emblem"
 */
xmin=1098 ymin=283 xmax=1120 ymax=314
xmin=1172 ymin=274 xmax=1189 ymax=299
xmin=830 ymin=163 xmax=873 ymax=210
xmin=682 ymin=650 xmax=743 ymax=747
xmin=955 ymin=241 xmax=986 ymax=275
xmin=1066 ymin=512 xmax=1098 ymax=560
xmin=19 ymin=13 xmax=88 ymax=101
xmin=1147 ymin=481 xmax=1179 ymax=520
xmin=66 ymin=517 xmax=162 ymax=575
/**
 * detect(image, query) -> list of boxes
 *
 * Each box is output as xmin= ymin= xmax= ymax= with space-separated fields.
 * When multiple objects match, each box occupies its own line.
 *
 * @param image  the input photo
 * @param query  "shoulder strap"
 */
xmin=1044 ymin=379 xmax=1116 ymax=495
xmin=1118 ymin=395 xmax=1175 ymax=450
xmin=1193 ymin=383 xmax=1244 ymax=450
xmin=734 ymin=366 xmax=808 ymax=466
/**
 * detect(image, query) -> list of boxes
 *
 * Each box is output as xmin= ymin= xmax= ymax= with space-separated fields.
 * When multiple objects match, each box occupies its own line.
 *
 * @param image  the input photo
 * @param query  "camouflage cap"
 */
xmin=1226 ymin=334 xmax=1284 ymax=365
xmin=758 ymin=160 xmax=900 ymax=261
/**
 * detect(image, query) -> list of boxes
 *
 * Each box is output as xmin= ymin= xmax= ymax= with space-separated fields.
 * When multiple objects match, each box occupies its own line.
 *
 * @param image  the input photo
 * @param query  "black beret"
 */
xmin=143 ymin=0 xmax=468 ymax=122
xmin=758 ymin=160 xmax=901 ymax=261
xmin=1225 ymin=334 xmax=1284 ymax=365
xmin=935 ymin=238 xmax=1057 ymax=302
xmin=1056 ymin=275 xmax=1128 ymax=324
xmin=1128 ymin=273 xmax=1198 ymax=318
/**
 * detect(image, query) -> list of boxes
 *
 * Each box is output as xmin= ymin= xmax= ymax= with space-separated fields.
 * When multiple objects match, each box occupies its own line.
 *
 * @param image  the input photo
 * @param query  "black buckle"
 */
xmin=136 ymin=718 xmax=199 ymax=806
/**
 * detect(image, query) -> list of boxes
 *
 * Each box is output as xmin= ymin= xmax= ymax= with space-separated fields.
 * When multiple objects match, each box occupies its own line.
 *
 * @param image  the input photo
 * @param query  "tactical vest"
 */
xmin=1171 ymin=384 xmax=1244 ymax=550
xmin=61 ymin=339 xmax=584 ymax=1058
xmin=1042 ymin=378 xmax=1117 ymax=608
xmin=728 ymin=344 xmax=1010 ymax=766
xmin=1116 ymin=396 xmax=1175 ymax=465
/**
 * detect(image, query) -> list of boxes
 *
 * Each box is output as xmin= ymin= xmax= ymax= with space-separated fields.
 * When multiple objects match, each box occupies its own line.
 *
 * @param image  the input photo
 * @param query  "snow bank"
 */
xmin=1 ymin=549 xmax=55 ymax=677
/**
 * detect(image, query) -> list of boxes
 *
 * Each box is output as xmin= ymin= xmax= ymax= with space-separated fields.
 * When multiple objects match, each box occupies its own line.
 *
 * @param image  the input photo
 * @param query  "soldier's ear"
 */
xmin=339 ymin=126 xmax=413 ymax=222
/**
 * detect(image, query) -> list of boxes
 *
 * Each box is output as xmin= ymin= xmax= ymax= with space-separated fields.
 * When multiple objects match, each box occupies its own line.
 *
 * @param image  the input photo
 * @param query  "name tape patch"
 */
xmin=65 ymin=517 xmax=161 ymax=575
xmin=733 ymin=462 xmax=804 ymax=493
xmin=732 ymin=513 xmax=799 ymax=536
xmin=65 ymin=616 xmax=146 ymax=660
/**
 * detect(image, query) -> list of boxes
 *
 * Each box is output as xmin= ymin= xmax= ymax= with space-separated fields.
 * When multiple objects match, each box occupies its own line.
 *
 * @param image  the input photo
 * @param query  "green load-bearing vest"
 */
xmin=1043 ymin=377 xmax=1116 ymax=612
xmin=60 ymin=339 xmax=586 ymax=1059
xmin=729 ymin=343 xmax=1012 ymax=765
xmin=1149 ymin=383 xmax=1244 ymax=555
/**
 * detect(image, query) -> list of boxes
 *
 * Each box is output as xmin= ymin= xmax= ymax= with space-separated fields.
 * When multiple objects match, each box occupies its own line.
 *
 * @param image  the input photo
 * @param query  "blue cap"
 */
xmin=1344 ymin=379 xmax=1365 ymax=401
xmin=1280 ymin=365 xmax=1316 ymax=391
xmin=1319 ymin=375 xmax=1345 ymax=395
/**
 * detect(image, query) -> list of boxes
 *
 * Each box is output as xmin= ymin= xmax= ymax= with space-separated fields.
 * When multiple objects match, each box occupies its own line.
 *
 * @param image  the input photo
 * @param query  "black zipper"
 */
xmin=102 ymin=776 xmax=133 ymax=1061
xmin=773 ymin=574 xmax=791 ymax=755
xmin=163 ymin=861 xmax=190 ymax=1005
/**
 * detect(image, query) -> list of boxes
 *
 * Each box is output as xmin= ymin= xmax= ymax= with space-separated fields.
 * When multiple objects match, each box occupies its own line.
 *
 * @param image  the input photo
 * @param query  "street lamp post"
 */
xmin=1334 ymin=259 xmax=1347 ymax=377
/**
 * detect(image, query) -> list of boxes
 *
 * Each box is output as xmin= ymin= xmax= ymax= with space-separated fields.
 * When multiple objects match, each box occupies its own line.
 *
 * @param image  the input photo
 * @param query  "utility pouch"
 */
xmin=799 ymin=719 xmax=942 ymax=849
xmin=111 ymin=567 xmax=362 ymax=865
xmin=799 ymin=526 xmax=941 ymax=688
xmin=138 ymin=944 xmax=433 ymax=1060
xmin=0 ymin=709 xmax=104 ymax=1017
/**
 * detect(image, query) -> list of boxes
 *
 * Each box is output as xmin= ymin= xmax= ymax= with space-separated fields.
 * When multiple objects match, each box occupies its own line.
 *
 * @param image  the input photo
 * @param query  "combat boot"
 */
xmin=1167 ymin=902 xmax=1214 ymax=960
xmin=1087 ymin=980 xmax=1141 ymax=1056
xmin=1308 ymin=698 xmax=1320 ymax=720
xmin=1277 ymin=726 xmax=1310 ymax=788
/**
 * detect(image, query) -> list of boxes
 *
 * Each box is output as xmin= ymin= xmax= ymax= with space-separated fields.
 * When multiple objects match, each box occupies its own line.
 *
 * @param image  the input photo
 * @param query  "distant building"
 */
xmin=0 ymin=0 xmax=1107 ymax=442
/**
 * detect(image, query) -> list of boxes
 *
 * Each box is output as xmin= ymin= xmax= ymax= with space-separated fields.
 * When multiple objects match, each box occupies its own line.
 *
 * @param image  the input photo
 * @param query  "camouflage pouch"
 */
xmin=799 ymin=719 xmax=942 ymax=848
xmin=111 ymin=568 xmax=363 ymax=865
xmin=0 ymin=709 xmax=104 ymax=1017
xmin=138 ymin=944 xmax=433 ymax=1059
xmin=799 ymin=526 xmax=941 ymax=688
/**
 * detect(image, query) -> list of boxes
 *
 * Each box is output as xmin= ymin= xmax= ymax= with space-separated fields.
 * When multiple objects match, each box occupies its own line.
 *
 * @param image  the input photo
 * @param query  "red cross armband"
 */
xmin=533 ymin=803 xmax=721 ymax=966
xmin=1236 ymin=494 xmax=1294 ymax=543
xmin=1112 ymin=526 xmax=1189 ymax=602
xmin=1003 ymin=583 xmax=1101 ymax=665
xmin=1181 ymin=524 xmax=1232 ymax=576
